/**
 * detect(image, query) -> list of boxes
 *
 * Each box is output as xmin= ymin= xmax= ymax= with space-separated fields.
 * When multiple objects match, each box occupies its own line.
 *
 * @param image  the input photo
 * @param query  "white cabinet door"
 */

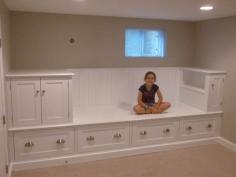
xmin=41 ymin=78 xmax=69 ymax=124
xmin=11 ymin=79 xmax=41 ymax=126
xmin=207 ymin=77 xmax=224 ymax=112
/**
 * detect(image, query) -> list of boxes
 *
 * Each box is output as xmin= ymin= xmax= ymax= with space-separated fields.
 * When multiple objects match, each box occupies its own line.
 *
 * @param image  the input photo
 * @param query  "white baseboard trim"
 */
xmin=8 ymin=163 xmax=13 ymax=177
xmin=216 ymin=136 xmax=236 ymax=153
xmin=10 ymin=137 xmax=217 ymax=172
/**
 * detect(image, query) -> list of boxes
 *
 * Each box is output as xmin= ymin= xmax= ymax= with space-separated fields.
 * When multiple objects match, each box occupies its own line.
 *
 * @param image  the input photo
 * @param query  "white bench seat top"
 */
xmin=8 ymin=103 xmax=223 ymax=131
xmin=73 ymin=102 xmax=223 ymax=125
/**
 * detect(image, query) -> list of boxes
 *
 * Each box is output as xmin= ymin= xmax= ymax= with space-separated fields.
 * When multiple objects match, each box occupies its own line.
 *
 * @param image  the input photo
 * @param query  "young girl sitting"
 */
xmin=133 ymin=71 xmax=171 ymax=114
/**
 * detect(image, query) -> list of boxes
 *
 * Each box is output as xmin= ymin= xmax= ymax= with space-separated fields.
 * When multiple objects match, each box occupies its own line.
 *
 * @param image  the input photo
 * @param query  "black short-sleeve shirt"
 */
xmin=139 ymin=84 xmax=159 ymax=104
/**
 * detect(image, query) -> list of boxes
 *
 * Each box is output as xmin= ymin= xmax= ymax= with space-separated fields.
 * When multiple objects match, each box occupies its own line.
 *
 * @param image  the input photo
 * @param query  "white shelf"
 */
xmin=5 ymin=70 xmax=74 ymax=78
xmin=181 ymin=67 xmax=227 ymax=75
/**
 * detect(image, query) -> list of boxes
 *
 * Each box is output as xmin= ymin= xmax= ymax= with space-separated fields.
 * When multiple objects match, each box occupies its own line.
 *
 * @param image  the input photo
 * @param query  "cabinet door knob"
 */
xmin=35 ymin=90 xmax=40 ymax=96
xmin=113 ymin=133 xmax=122 ymax=138
xmin=163 ymin=128 xmax=170 ymax=134
xmin=25 ymin=141 xmax=34 ymax=147
xmin=41 ymin=90 xmax=46 ymax=96
xmin=207 ymin=124 xmax=213 ymax=129
xmin=140 ymin=130 xmax=147 ymax=136
xmin=211 ymin=84 xmax=215 ymax=89
xmin=56 ymin=139 xmax=66 ymax=144
xmin=186 ymin=126 xmax=192 ymax=131
xmin=86 ymin=136 xmax=95 ymax=141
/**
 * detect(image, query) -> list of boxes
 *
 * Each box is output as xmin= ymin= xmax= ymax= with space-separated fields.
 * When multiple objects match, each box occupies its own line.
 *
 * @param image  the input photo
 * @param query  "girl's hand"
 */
xmin=149 ymin=106 xmax=155 ymax=113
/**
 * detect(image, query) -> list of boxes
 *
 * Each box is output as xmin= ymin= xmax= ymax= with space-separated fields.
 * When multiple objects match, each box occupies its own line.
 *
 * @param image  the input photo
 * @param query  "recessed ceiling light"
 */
xmin=200 ymin=6 xmax=214 ymax=11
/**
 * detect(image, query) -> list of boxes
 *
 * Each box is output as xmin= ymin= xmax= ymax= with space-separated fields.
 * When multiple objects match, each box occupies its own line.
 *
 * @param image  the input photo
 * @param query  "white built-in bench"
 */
xmin=5 ymin=67 xmax=226 ymax=171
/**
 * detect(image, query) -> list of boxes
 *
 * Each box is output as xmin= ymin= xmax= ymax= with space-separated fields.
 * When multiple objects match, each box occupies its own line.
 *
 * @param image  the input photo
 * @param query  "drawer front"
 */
xmin=14 ymin=128 xmax=75 ymax=160
xmin=78 ymin=123 xmax=130 ymax=153
xmin=132 ymin=120 xmax=179 ymax=146
xmin=180 ymin=118 xmax=216 ymax=139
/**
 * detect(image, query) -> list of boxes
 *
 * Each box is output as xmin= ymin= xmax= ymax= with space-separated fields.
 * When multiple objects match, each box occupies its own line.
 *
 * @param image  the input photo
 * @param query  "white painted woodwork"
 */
xmin=6 ymin=67 xmax=226 ymax=128
xmin=180 ymin=118 xmax=217 ymax=139
xmin=14 ymin=128 xmax=75 ymax=160
xmin=179 ymin=68 xmax=226 ymax=112
xmin=41 ymin=78 xmax=69 ymax=124
xmin=78 ymin=123 xmax=130 ymax=153
xmin=5 ymin=68 xmax=226 ymax=168
xmin=11 ymin=78 xmax=41 ymax=126
xmin=10 ymin=114 xmax=222 ymax=161
xmin=0 ymin=29 xmax=8 ymax=177
xmin=5 ymin=71 xmax=74 ymax=78
xmin=11 ymin=137 xmax=220 ymax=172
xmin=179 ymin=86 xmax=207 ymax=111
xmin=132 ymin=120 xmax=179 ymax=146
xmin=207 ymin=76 xmax=225 ymax=112
xmin=7 ymin=74 xmax=72 ymax=127
xmin=71 ymin=68 xmax=179 ymax=112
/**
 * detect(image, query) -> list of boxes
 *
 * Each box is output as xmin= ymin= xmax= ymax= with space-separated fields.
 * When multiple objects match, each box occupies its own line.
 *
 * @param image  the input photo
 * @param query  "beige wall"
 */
xmin=0 ymin=0 xmax=10 ymax=73
xmin=10 ymin=12 xmax=195 ymax=70
xmin=194 ymin=16 xmax=236 ymax=143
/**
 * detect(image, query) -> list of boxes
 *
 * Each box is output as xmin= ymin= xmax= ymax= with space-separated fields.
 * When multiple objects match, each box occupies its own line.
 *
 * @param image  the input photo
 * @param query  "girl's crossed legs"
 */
xmin=133 ymin=102 xmax=171 ymax=114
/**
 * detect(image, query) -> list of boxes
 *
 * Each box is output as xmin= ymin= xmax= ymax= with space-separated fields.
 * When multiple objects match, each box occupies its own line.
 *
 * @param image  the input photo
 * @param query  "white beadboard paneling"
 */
xmin=71 ymin=68 xmax=179 ymax=110
xmin=89 ymin=70 xmax=112 ymax=106
xmin=111 ymin=70 xmax=132 ymax=106
xmin=78 ymin=70 xmax=90 ymax=107
xmin=179 ymin=86 xmax=207 ymax=111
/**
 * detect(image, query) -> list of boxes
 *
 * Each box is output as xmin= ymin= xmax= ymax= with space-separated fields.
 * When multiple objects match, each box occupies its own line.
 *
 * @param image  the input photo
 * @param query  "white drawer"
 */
xmin=180 ymin=118 xmax=217 ymax=139
xmin=14 ymin=128 xmax=75 ymax=160
xmin=78 ymin=123 xmax=130 ymax=153
xmin=132 ymin=120 xmax=179 ymax=146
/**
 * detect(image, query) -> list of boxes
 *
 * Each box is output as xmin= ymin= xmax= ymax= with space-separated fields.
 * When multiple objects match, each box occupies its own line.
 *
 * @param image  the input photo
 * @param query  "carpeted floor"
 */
xmin=12 ymin=144 xmax=236 ymax=177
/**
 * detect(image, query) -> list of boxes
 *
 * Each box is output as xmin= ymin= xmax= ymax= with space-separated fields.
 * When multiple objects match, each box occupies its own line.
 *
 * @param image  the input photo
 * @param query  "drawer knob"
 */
xmin=86 ymin=136 xmax=95 ymax=141
xmin=163 ymin=128 xmax=170 ymax=134
xmin=207 ymin=124 xmax=213 ymax=128
xmin=56 ymin=139 xmax=66 ymax=144
xmin=41 ymin=90 xmax=46 ymax=96
xmin=113 ymin=133 xmax=122 ymax=138
xmin=140 ymin=130 xmax=147 ymax=136
xmin=25 ymin=141 xmax=34 ymax=147
xmin=186 ymin=126 xmax=192 ymax=131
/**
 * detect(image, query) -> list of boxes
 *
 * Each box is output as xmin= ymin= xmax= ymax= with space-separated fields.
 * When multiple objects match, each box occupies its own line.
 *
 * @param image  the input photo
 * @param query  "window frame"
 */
xmin=124 ymin=27 xmax=167 ymax=59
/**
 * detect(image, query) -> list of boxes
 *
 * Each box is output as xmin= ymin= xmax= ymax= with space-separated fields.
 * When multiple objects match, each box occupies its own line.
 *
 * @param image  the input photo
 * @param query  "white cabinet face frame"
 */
xmin=206 ymin=76 xmax=225 ymax=112
xmin=41 ymin=78 xmax=70 ymax=124
xmin=11 ymin=78 xmax=41 ymax=126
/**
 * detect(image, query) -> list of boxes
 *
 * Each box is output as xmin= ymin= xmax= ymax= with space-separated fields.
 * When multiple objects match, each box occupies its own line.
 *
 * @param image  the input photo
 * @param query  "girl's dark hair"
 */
xmin=144 ymin=71 xmax=156 ymax=81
